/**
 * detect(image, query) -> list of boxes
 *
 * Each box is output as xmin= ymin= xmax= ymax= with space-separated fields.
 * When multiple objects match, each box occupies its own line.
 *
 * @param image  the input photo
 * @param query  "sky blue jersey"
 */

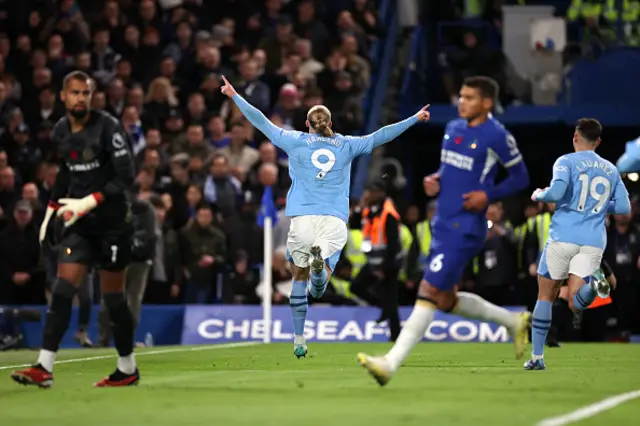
xmin=232 ymin=94 xmax=418 ymax=222
xmin=617 ymin=137 xmax=640 ymax=173
xmin=536 ymin=151 xmax=631 ymax=249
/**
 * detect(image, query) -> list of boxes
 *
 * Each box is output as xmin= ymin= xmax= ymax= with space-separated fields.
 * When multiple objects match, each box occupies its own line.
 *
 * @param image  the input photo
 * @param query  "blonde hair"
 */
xmin=307 ymin=105 xmax=333 ymax=137
xmin=145 ymin=77 xmax=178 ymax=106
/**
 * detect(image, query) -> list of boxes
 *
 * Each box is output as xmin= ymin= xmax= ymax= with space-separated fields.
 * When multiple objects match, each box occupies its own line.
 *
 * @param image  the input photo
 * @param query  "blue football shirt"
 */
xmin=434 ymin=117 xmax=526 ymax=234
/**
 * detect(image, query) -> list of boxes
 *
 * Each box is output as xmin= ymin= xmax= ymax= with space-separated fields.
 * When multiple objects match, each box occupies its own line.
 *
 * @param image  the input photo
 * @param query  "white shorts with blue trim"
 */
xmin=286 ymin=215 xmax=347 ymax=272
xmin=537 ymin=239 xmax=603 ymax=281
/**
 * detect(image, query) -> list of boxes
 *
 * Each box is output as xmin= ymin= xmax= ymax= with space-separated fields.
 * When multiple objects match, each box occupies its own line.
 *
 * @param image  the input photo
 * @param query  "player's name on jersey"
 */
xmin=574 ymin=159 xmax=615 ymax=175
xmin=305 ymin=135 xmax=342 ymax=147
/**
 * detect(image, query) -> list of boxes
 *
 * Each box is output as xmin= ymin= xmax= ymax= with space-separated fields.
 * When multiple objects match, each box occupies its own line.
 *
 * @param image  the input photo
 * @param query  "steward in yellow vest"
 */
xmin=345 ymin=229 xmax=366 ymax=279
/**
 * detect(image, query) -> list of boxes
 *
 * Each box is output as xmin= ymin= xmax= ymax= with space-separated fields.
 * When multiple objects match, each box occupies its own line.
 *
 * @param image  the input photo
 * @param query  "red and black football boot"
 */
xmin=11 ymin=364 xmax=53 ymax=388
xmin=94 ymin=369 xmax=140 ymax=387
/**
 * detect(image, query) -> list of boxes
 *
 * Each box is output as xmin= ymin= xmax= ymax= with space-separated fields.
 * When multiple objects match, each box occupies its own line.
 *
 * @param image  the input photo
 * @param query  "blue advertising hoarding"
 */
xmin=6 ymin=305 xmax=528 ymax=349
xmin=181 ymin=306 xmax=526 ymax=344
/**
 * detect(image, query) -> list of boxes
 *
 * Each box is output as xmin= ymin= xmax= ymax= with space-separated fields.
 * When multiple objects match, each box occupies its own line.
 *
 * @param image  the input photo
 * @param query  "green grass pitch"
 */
xmin=1 ymin=342 xmax=639 ymax=425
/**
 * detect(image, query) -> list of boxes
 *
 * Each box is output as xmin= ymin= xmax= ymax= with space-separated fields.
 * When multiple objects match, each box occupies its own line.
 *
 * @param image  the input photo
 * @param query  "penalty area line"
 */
xmin=0 ymin=341 xmax=261 ymax=371
xmin=536 ymin=389 xmax=640 ymax=426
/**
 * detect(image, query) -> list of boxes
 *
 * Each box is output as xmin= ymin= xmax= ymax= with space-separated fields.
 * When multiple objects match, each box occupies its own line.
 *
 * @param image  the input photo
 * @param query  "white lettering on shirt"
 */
xmin=67 ymin=160 xmax=100 ymax=172
xmin=575 ymin=160 xmax=613 ymax=175
xmin=441 ymin=149 xmax=474 ymax=171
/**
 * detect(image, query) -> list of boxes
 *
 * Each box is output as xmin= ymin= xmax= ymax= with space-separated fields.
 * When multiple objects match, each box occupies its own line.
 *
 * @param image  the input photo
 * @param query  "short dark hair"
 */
xmin=304 ymin=87 xmax=323 ymax=100
xmin=93 ymin=26 xmax=110 ymax=36
xmin=197 ymin=203 xmax=212 ymax=212
xmin=149 ymin=195 xmax=165 ymax=210
xmin=462 ymin=76 xmax=499 ymax=100
xmin=63 ymin=70 xmax=91 ymax=90
xmin=139 ymin=164 xmax=155 ymax=175
xmin=575 ymin=118 xmax=602 ymax=143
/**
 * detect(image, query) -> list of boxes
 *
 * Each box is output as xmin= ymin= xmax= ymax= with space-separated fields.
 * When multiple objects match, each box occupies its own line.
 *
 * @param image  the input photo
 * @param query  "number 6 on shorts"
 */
xmin=430 ymin=253 xmax=444 ymax=272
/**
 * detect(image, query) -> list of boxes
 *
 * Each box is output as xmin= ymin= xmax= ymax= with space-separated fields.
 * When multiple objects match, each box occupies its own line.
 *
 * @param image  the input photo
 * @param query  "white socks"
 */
xmin=37 ymin=350 xmax=136 ymax=375
xmin=117 ymin=354 xmax=137 ymax=375
xmin=385 ymin=301 xmax=435 ymax=371
xmin=37 ymin=350 xmax=56 ymax=372
xmin=385 ymin=293 xmax=518 ymax=372
xmin=453 ymin=292 xmax=517 ymax=329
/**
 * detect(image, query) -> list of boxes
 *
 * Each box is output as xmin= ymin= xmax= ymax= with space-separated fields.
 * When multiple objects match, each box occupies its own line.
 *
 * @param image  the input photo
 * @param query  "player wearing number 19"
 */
xmin=220 ymin=75 xmax=429 ymax=358
xmin=525 ymin=118 xmax=630 ymax=370
xmin=11 ymin=71 xmax=139 ymax=388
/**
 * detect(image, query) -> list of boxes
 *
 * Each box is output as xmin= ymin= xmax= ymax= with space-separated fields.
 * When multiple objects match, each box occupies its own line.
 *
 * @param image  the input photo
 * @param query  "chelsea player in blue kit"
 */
xmin=525 ymin=118 xmax=630 ymax=370
xmin=220 ymin=76 xmax=430 ymax=357
xmin=358 ymin=76 xmax=532 ymax=386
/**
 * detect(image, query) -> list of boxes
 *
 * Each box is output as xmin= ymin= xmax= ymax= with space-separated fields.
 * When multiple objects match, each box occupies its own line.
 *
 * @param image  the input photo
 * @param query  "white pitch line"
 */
xmin=536 ymin=390 xmax=640 ymax=426
xmin=0 ymin=341 xmax=260 ymax=371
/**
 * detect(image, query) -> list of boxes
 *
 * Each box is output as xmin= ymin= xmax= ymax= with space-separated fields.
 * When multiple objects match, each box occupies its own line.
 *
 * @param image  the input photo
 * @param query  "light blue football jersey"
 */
xmin=272 ymin=131 xmax=375 ymax=222
xmin=232 ymin=94 xmax=418 ymax=223
xmin=548 ymin=151 xmax=629 ymax=249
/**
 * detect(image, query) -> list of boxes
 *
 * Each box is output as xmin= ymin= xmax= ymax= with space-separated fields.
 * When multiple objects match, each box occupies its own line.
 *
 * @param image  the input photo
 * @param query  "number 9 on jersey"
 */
xmin=311 ymin=148 xmax=336 ymax=180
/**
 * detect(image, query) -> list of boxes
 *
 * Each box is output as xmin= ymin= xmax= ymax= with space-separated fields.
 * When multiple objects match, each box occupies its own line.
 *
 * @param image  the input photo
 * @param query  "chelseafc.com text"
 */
xmin=195 ymin=319 xmax=510 ymax=343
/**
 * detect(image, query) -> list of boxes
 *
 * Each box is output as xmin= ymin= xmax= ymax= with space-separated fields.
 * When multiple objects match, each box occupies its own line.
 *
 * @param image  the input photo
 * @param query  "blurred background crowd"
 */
xmin=0 ymin=0 xmax=638 ymax=346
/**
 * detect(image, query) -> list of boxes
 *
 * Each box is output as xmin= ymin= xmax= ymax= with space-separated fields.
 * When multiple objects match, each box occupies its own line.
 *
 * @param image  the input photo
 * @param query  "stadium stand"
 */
xmin=0 ymin=0 xmax=638 ymax=348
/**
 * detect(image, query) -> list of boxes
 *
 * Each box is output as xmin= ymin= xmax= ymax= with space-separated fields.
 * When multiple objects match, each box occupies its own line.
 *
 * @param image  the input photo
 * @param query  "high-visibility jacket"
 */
xmin=330 ymin=276 xmax=354 ymax=299
xmin=622 ymin=0 xmax=640 ymax=22
xmin=567 ymin=0 xmax=603 ymax=21
xmin=416 ymin=219 xmax=432 ymax=268
xmin=464 ymin=0 xmax=483 ymax=18
xmin=602 ymin=0 xmax=618 ymax=21
xmin=398 ymin=224 xmax=413 ymax=281
xmin=533 ymin=212 xmax=552 ymax=256
xmin=362 ymin=199 xmax=402 ymax=267
xmin=515 ymin=219 xmax=535 ymax=271
xmin=345 ymin=229 xmax=367 ymax=279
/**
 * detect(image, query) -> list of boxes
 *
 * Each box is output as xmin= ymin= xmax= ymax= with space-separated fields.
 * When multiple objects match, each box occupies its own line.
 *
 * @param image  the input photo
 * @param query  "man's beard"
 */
xmin=69 ymin=108 xmax=89 ymax=119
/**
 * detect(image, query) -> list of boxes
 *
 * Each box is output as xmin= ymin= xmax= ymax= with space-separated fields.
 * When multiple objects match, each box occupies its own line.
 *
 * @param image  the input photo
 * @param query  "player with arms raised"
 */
xmin=11 ymin=71 xmax=138 ymax=388
xmin=220 ymin=76 xmax=430 ymax=357
xmin=358 ymin=76 xmax=531 ymax=386
xmin=525 ymin=118 xmax=630 ymax=370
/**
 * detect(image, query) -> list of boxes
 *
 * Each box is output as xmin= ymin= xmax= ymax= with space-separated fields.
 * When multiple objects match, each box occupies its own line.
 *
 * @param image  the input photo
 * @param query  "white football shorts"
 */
xmin=286 ymin=215 xmax=348 ymax=271
xmin=537 ymin=239 xmax=603 ymax=280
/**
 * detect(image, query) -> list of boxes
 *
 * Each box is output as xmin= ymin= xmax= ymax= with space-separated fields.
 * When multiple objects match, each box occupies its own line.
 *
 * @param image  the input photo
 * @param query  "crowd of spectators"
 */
xmin=0 ymin=0 xmax=381 ymax=306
